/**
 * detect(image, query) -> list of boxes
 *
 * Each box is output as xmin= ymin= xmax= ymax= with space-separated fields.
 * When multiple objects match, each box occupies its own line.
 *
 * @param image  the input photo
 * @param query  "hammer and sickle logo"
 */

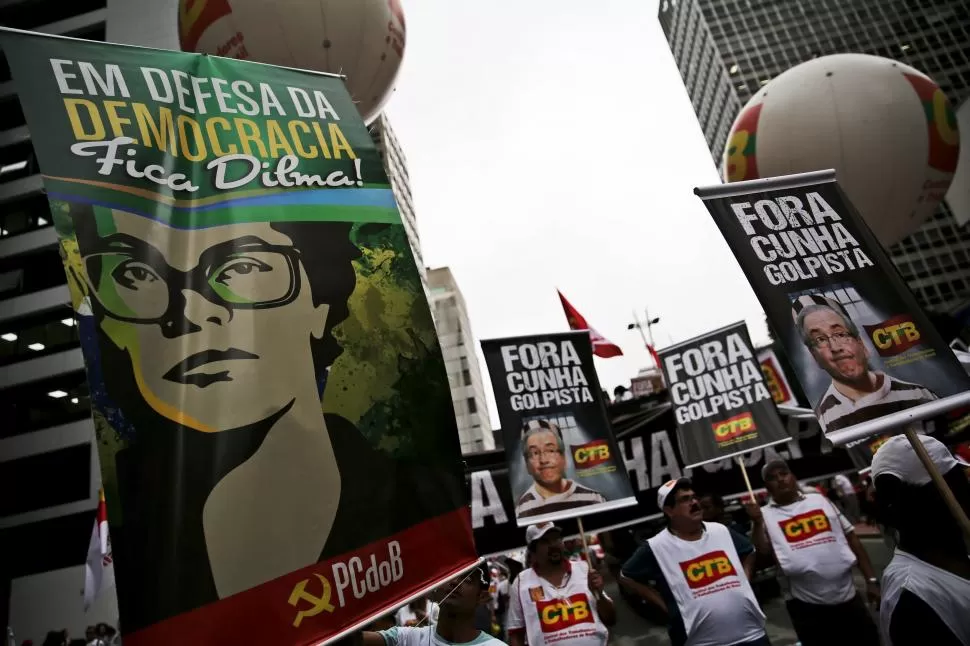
xmin=288 ymin=574 xmax=336 ymax=628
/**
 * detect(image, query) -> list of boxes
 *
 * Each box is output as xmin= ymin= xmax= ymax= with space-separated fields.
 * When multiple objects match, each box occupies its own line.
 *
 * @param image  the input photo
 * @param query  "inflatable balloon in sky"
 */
xmin=178 ymin=0 xmax=406 ymax=123
xmin=723 ymin=53 xmax=960 ymax=248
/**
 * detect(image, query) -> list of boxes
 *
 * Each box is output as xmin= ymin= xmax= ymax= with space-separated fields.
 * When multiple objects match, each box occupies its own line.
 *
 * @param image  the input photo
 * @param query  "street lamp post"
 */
xmin=627 ymin=309 xmax=661 ymax=367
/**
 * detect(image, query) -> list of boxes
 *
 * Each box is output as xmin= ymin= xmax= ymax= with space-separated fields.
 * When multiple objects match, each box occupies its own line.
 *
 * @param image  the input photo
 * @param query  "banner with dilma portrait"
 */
xmin=658 ymin=321 xmax=791 ymax=468
xmin=695 ymin=170 xmax=970 ymax=461
xmin=481 ymin=331 xmax=637 ymax=526
xmin=1 ymin=29 xmax=478 ymax=646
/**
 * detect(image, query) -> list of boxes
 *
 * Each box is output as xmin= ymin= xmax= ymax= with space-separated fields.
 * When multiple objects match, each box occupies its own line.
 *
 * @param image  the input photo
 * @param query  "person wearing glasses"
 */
xmin=619 ymin=479 xmax=768 ymax=646
xmin=792 ymin=295 xmax=937 ymax=436
xmin=745 ymin=459 xmax=880 ymax=646
xmin=513 ymin=420 xmax=605 ymax=520
xmin=69 ymin=205 xmax=466 ymax=634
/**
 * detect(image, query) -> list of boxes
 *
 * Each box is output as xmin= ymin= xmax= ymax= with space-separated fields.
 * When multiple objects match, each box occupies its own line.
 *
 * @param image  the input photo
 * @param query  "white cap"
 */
xmin=871 ymin=434 xmax=969 ymax=486
xmin=525 ymin=522 xmax=560 ymax=545
xmin=656 ymin=478 xmax=691 ymax=509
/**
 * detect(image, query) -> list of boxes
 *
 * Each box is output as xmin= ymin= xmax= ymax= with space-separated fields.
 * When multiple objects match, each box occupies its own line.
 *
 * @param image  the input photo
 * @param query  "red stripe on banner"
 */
xmin=125 ymin=508 xmax=477 ymax=646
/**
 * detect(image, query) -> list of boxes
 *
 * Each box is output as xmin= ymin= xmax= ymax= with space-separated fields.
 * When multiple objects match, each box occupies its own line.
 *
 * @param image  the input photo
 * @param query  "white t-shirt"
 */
xmin=507 ymin=560 xmax=609 ymax=646
xmin=395 ymin=600 xmax=440 ymax=627
xmin=379 ymin=625 xmax=506 ymax=646
xmin=880 ymin=550 xmax=970 ymax=646
xmin=761 ymin=493 xmax=857 ymax=604
xmin=647 ymin=522 xmax=765 ymax=646
xmin=833 ymin=474 xmax=855 ymax=497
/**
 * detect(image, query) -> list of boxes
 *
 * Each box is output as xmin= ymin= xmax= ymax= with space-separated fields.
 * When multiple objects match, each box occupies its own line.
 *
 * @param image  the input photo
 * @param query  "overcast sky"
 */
xmin=385 ymin=0 xmax=769 ymax=426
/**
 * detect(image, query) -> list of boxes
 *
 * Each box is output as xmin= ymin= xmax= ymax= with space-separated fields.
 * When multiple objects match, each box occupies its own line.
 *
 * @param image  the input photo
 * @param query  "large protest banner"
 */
xmin=658 ymin=322 xmax=791 ymax=468
xmin=468 ymin=403 xmax=856 ymax=555
xmin=1 ymin=30 xmax=478 ymax=646
xmin=696 ymin=170 xmax=970 ymax=461
xmin=481 ymin=332 xmax=637 ymax=526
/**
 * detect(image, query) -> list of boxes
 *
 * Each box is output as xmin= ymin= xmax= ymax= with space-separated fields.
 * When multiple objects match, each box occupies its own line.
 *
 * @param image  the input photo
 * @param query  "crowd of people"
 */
xmin=370 ymin=434 xmax=969 ymax=646
xmin=13 ymin=437 xmax=969 ymax=646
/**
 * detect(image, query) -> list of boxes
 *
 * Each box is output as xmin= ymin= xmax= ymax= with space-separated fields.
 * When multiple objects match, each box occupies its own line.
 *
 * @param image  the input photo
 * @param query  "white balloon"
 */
xmin=723 ymin=53 xmax=960 ymax=248
xmin=178 ymin=0 xmax=406 ymax=123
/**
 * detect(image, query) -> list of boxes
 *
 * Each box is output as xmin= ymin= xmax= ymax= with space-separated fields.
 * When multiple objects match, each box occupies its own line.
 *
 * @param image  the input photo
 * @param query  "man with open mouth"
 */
xmin=620 ymin=478 xmax=768 ymax=646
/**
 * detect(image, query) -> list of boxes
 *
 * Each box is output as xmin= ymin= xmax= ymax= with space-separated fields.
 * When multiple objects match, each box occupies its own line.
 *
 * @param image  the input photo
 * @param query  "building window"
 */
xmin=467 ymin=398 xmax=477 ymax=414
xmin=462 ymin=369 xmax=472 ymax=386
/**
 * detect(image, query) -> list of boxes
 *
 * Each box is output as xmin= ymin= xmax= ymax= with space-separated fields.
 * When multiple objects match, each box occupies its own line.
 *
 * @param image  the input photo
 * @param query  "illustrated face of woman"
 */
xmin=83 ymin=209 xmax=330 ymax=432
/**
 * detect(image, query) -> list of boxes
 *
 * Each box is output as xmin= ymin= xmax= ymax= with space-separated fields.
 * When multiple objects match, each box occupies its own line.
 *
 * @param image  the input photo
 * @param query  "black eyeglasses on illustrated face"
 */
xmin=82 ymin=238 xmax=302 ymax=324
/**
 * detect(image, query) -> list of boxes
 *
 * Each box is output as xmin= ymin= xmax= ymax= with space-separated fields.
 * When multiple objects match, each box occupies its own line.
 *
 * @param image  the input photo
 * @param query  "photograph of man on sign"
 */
xmin=792 ymin=294 xmax=937 ymax=435
xmin=514 ymin=419 xmax=606 ymax=519
xmin=70 ymin=203 xmax=466 ymax=634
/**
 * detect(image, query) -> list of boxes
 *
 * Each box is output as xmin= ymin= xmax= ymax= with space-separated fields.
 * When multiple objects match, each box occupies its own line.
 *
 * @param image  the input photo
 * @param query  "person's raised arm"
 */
xmin=587 ymin=568 xmax=616 ymax=626
xmin=744 ymin=501 xmax=774 ymax=558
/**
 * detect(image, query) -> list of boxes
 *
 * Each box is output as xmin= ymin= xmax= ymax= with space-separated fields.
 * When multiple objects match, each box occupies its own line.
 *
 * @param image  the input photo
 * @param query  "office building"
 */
xmin=427 ymin=267 xmax=494 ymax=454
xmin=659 ymin=0 xmax=970 ymax=314
xmin=369 ymin=114 xmax=429 ymax=292
xmin=0 ymin=2 xmax=119 ymax=641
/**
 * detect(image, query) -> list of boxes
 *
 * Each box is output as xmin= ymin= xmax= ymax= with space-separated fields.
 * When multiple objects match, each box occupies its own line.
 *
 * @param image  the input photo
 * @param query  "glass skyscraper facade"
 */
xmin=659 ymin=0 xmax=970 ymax=315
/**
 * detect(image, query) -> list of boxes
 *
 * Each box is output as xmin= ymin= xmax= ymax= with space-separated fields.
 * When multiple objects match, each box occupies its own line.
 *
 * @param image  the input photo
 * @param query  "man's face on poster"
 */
xmin=82 ymin=209 xmax=330 ymax=432
xmin=524 ymin=430 xmax=566 ymax=488
xmin=803 ymin=307 xmax=870 ymax=386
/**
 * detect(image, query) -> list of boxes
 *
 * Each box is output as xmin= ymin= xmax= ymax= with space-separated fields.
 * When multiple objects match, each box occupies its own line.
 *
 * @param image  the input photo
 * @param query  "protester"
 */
xmin=832 ymin=473 xmax=861 ymax=524
xmin=507 ymin=523 xmax=614 ymax=646
xmin=746 ymin=459 xmax=880 ymax=646
xmin=394 ymin=597 xmax=438 ymax=627
xmin=362 ymin=565 xmax=505 ymax=646
xmin=699 ymin=492 xmax=748 ymax=535
xmin=872 ymin=435 xmax=970 ymax=646
xmin=620 ymin=478 xmax=769 ymax=646
xmin=489 ymin=566 xmax=510 ymax=636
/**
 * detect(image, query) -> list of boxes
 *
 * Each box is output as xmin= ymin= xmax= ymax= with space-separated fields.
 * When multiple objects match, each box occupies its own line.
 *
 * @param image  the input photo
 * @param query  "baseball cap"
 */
xmin=871 ymin=434 xmax=969 ymax=487
xmin=657 ymin=477 xmax=692 ymax=509
xmin=525 ymin=522 xmax=561 ymax=545
xmin=762 ymin=458 xmax=789 ymax=480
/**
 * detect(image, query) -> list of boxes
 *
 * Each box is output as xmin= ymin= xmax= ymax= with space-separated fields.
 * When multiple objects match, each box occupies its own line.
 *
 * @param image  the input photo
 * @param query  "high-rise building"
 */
xmin=0 ymin=2 xmax=118 ymax=640
xmin=659 ymin=0 xmax=970 ymax=315
xmin=369 ymin=114 xmax=429 ymax=292
xmin=427 ymin=267 xmax=494 ymax=454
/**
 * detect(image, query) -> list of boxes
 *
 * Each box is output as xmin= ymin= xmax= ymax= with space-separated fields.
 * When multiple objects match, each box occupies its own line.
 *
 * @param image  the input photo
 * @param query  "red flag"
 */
xmin=557 ymin=290 xmax=623 ymax=358
xmin=646 ymin=343 xmax=661 ymax=370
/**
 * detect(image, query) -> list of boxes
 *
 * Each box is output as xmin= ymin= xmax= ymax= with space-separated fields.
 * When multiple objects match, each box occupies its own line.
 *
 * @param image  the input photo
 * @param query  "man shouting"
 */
xmin=620 ymin=479 xmax=768 ymax=646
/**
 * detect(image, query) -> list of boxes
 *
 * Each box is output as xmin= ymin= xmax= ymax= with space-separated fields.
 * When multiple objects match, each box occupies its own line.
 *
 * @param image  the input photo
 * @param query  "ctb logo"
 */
xmin=679 ymin=550 xmax=737 ymax=589
xmin=572 ymin=440 xmax=611 ymax=468
xmin=863 ymin=315 xmax=922 ymax=357
xmin=535 ymin=593 xmax=593 ymax=633
xmin=712 ymin=413 xmax=757 ymax=445
xmin=779 ymin=510 xmax=831 ymax=543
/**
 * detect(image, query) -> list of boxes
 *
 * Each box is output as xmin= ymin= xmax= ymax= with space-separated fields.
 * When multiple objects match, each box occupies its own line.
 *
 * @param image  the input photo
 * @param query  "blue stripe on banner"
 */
xmin=188 ymin=188 xmax=397 ymax=212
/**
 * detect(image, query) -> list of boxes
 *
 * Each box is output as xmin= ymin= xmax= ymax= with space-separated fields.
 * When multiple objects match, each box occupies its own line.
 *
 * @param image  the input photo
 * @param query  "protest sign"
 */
xmin=696 ymin=170 xmax=970 ymax=454
xmin=481 ymin=331 xmax=637 ymax=526
xmin=1 ymin=29 xmax=477 ymax=646
xmin=468 ymin=403 xmax=856 ymax=556
xmin=758 ymin=347 xmax=798 ymax=407
xmin=658 ymin=322 xmax=791 ymax=468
